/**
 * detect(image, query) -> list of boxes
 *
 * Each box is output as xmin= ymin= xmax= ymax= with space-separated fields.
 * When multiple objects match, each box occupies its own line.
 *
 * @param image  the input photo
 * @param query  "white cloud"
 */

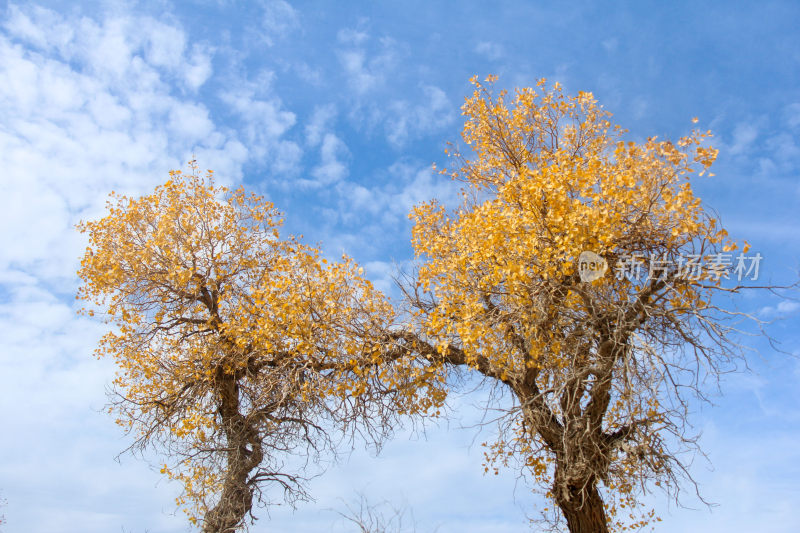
xmin=0 ymin=270 xmax=188 ymax=532
xmin=758 ymin=298 xmax=800 ymax=317
xmin=272 ymin=139 xmax=304 ymax=174
xmin=778 ymin=301 xmax=800 ymax=313
xmin=296 ymin=105 xmax=351 ymax=188
xmin=729 ymin=122 xmax=759 ymax=155
xmin=142 ymin=19 xmax=188 ymax=70
xmin=785 ymin=103 xmax=800 ymax=129
xmin=3 ymin=4 xmax=75 ymax=53
xmin=765 ymin=132 xmax=800 ymax=163
xmin=336 ymin=161 xmax=461 ymax=229
xmin=293 ymin=61 xmax=323 ymax=85
xmin=168 ymin=101 xmax=215 ymax=142
xmin=332 ymin=28 xmax=453 ymax=147
xmin=362 ymin=259 xmax=407 ymax=297
xmin=305 ymin=104 xmax=337 ymax=147
xmin=4 ymin=3 xmax=214 ymax=93
xmin=475 ymin=40 xmax=505 ymax=60
xmin=2 ymin=4 xmax=797 ymax=533
xmin=338 ymin=48 xmax=379 ymax=94
xmin=337 ymin=26 xmax=369 ymax=46
xmin=310 ymin=133 xmax=349 ymax=186
xmin=219 ymin=76 xmax=301 ymax=171
xmin=384 ymin=162 xmax=461 ymax=216
xmin=221 ymin=85 xmax=296 ymax=138
xmin=261 ymin=0 xmax=300 ymax=46
xmin=385 ymin=85 xmax=455 ymax=146
xmin=183 ymin=43 xmax=214 ymax=90
xmin=0 ymin=4 xmax=281 ymax=531
xmin=602 ymin=37 xmax=619 ymax=53
xmin=336 ymin=31 xmax=399 ymax=95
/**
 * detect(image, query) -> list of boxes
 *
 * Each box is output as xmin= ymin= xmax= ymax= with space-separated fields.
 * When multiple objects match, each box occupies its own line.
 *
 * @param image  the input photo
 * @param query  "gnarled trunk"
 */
xmin=202 ymin=372 xmax=263 ymax=533
xmin=202 ymin=464 xmax=255 ymax=533
xmin=554 ymin=479 xmax=609 ymax=533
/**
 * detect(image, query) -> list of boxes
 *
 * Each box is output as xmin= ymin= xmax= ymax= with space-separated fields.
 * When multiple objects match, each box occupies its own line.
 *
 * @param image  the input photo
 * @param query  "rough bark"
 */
xmin=202 ymin=371 xmax=263 ymax=533
xmin=555 ymin=479 xmax=609 ymax=533
xmin=518 ymin=380 xmax=612 ymax=533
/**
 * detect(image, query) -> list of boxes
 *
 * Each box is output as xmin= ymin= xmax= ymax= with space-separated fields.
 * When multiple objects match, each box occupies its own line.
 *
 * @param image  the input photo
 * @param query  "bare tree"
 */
xmin=0 ymin=490 xmax=5 ymax=531
xmin=334 ymin=493 xmax=421 ymax=533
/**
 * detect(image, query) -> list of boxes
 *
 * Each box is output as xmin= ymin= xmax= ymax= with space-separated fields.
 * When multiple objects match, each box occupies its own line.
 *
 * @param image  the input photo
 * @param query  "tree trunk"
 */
xmin=555 ymin=482 xmax=609 ymax=533
xmin=202 ymin=468 xmax=255 ymax=533
xmin=202 ymin=372 xmax=263 ymax=533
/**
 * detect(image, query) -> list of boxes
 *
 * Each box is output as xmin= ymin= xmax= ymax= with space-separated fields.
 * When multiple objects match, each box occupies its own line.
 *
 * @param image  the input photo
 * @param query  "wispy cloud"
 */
xmin=385 ymin=85 xmax=455 ymax=147
xmin=219 ymin=72 xmax=301 ymax=173
xmin=305 ymin=103 xmax=337 ymax=147
xmin=336 ymin=161 xmax=461 ymax=229
xmin=759 ymin=299 xmax=800 ymax=317
xmin=475 ymin=40 xmax=505 ymax=60
xmin=260 ymin=0 xmax=300 ymax=46
xmin=729 ymin=122 xmax=759 ymax=155
xmin=310 ymin=133 xmax=349 ymax=186
xmin=2 ymin=2 xmax=799 ymax=532
xmin=336 ymin=31 xmax=399 ymax=96
xmin=0 ymin=5 xmax=240 ymax=280
xmin=0 ymin=4 xmax=262 ymax=530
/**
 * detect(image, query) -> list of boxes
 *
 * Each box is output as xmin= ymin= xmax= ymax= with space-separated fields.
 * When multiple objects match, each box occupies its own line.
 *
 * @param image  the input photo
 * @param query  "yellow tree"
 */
xmin=398 ymin=76 xmax=761 ymax=532
xmin=77 ymin=165 xmax=440 ymax=532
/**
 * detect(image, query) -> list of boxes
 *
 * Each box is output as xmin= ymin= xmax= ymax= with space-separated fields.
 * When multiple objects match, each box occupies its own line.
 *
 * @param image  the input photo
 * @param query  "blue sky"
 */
xmin=0 ymin=1 xmax=798 ymax=531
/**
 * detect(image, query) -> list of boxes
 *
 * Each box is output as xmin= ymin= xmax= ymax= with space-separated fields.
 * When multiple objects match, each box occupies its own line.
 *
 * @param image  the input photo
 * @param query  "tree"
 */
xmin=77 ymin=165 xmax=439 ymax=532
xmin=0 ymin=490 xmax=5 ymax=531
xmin=334 ymin=493 xmax=421 ymax=533
xmin=395 ymin=76 xmax=764 ymax=532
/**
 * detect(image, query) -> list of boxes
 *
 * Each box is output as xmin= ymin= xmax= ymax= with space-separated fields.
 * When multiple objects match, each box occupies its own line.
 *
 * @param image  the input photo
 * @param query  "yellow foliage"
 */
xmin=411 ymin=76 xmax=733 ymax=378
xmin=409 ymin=77 xmax=740 ymax=532
xmin=77 ymin=165 xmax=435 ymax=525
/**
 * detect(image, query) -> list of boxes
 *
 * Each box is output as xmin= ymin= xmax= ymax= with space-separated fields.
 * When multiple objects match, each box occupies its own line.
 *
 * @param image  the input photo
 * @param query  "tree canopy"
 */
xmin=77 ymin=76 xmax=777 ymax=533
xmin=398 ymin=76 xmax=758 ymax=532
xmin=77 ymin=166 xmax=440 ymax=531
